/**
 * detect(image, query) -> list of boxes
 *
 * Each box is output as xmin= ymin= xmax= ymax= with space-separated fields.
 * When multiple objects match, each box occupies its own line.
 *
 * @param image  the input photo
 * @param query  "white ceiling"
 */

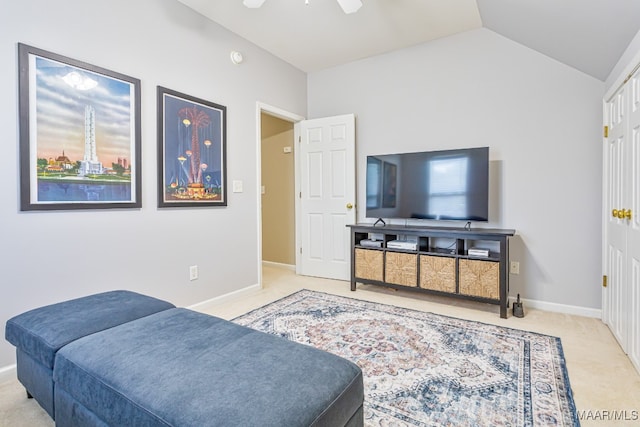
xmin=177 ymin=0 xmax=640 ymax=81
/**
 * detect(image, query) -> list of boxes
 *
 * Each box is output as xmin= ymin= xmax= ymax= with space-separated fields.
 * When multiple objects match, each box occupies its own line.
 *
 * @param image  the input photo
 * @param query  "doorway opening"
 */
xmin=256 ymin=103 xmax=304 ymax=287
xmin=256 ymin=105 xmax=356 ymax=287
xmin=260 ymin=113 xmax=295 ymax=267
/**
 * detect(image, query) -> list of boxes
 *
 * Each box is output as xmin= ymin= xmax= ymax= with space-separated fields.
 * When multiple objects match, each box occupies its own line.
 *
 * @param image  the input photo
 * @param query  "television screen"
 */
xmin=366 ymin=147 xmax=489 ymax=222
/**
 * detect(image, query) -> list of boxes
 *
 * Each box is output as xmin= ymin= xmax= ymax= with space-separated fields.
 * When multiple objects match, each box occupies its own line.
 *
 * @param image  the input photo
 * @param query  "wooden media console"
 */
xmin=348 ymin=223 xmax=515 ymax=318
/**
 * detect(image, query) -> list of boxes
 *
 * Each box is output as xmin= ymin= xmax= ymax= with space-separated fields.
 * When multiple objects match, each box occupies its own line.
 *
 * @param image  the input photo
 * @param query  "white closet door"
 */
xmin=626 ymin=69 xmax=640 ymax=373
xmin=604 ymin=86 xmax=629 ymax=350
xmin=603 ymin=65 xmax=640 ymax=374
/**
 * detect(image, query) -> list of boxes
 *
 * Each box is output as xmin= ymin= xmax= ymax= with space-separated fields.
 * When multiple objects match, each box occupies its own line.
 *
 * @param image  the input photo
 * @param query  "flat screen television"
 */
xmin=366 ymin=147 xmax=489 ymax=222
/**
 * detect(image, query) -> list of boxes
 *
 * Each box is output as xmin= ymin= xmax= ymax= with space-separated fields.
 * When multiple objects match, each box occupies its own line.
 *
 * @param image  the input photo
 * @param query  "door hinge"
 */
xmin=299 ymin=191 xmax=302 ymax=198
xmin=299 ymin=247 xmax=302 ymax=254
xmin=602 ymin=275 xmax=608 ymax=288
xmin=604 ymin=126 xmax=609 ymax=138
xmin=298 ymin=136 xmax=301 ymax=143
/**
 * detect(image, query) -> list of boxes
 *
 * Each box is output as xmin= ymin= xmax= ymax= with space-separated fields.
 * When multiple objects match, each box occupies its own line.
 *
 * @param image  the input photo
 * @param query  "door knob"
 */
xmin=624 ymin=209 xmax=632 ymax=220
xmin=346 ymin=203 xmax=353 ymax=210
xmin=612 ymin=209 xmax=619 ymax=218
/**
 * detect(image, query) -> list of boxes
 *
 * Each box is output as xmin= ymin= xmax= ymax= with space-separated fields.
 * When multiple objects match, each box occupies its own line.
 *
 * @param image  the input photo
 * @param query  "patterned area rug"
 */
xmin=233 ymin=290 xmax=579 ymax=427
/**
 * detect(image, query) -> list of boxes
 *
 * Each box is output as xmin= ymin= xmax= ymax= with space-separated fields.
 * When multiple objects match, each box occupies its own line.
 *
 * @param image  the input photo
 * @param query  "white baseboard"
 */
xmin=262 ymin=261 xmax=296 ymax=271
xmin=0 ymin=364 xmax=16 ymax=385
xmin=509 ymin=296 xmax=601 ymax=318
xmin=187 ymin=283 xmax=262 ymax=312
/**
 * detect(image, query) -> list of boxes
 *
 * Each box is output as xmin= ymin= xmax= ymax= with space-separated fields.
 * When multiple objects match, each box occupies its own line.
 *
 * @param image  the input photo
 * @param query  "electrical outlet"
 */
xmin=510 ymin=261 xmax=520 ymax=275
xmin=189 ymin=265 xmax=198 ymax=281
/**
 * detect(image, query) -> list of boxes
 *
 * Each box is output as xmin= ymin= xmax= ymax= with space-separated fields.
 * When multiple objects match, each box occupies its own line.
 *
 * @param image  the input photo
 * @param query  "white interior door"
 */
xmin=626 ymin=68 xmax=640 ymax=372
xmin=296 ymin=114 xmax=356 ymax=281
xmin=604 ymin=86 xmax=629 ymax=349
xmin=603 ymin=65 xmax=640 ymax=373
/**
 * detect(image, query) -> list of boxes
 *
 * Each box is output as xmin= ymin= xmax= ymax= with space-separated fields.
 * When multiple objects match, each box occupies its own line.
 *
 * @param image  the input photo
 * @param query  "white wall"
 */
xmin=308 ymin=28 xmax=605 ymax=312
xmin=0 ymin=0 xmax=306 ymax=368
xmin=606 ymin=28 xmax=640 ymax=93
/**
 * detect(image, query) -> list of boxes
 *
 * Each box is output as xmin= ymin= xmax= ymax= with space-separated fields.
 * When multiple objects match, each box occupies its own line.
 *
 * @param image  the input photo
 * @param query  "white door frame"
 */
xmin=254 ymin=102 xmax=305 ymax=286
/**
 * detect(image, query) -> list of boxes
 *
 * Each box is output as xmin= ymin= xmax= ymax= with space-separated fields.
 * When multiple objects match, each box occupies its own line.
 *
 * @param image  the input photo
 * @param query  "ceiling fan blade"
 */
xmin=243 ymin=0 xmax=267 ymax=8
xmin=336 ymin=0 xmax=362 ymax=14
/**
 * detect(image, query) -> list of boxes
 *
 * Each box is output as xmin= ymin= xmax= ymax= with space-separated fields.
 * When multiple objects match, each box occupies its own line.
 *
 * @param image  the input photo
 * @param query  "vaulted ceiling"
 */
xmin=177 ymin=0 xmax=640 ymax=81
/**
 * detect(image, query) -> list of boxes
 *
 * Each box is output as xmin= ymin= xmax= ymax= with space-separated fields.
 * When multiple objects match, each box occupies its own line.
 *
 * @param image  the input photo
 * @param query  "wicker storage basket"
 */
xmin=354 ymin=248 xmax=383 ymax=281
xmin=385 ymin=252 xmax=418 ymax=287
xmin=420 ymin=255 xmax=456 ymax=293
xmin=459 ymin=259 xmax=499 ymax=299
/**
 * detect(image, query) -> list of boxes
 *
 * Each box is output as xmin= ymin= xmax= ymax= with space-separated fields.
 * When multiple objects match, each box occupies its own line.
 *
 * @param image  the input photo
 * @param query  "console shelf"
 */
xmin=347 ymin=223 xmax=515 ymax=318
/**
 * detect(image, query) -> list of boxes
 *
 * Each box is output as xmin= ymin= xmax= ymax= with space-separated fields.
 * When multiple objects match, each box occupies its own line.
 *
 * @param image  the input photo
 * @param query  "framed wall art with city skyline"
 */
xmin=18 ymin=43 xmax=142 ymax=211
xmin=157 ymin=86 xmax=227 ymax=208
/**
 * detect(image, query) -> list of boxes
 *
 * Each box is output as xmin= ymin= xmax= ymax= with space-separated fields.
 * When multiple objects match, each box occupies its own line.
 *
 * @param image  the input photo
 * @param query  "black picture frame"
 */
xmin=18 ymin=43 xmax=142 ymax=211
xmin=157 ymin=86 xmax=227 ymax=208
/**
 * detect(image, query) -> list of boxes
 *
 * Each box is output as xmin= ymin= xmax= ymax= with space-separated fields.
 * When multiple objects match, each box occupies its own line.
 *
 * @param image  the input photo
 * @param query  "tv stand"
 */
xmin=347 ymin=223 xmax=515 ymax=318
xmin=373 ymin=218 xmax=386 ymax=227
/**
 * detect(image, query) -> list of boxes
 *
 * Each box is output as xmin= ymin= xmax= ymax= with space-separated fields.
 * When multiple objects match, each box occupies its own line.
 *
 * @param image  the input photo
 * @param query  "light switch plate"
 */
xmin=232 ymin=180 xmax=243 ymax=193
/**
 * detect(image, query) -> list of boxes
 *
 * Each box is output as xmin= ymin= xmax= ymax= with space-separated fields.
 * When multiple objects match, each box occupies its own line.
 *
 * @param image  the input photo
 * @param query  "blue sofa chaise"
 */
xmin=5 ymin=291 xmax=364 ymax=427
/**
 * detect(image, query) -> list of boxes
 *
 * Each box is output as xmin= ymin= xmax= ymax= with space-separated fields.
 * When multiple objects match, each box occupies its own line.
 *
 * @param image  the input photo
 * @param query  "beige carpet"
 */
xmin=1 ymin=264 xmax=639 ymax=426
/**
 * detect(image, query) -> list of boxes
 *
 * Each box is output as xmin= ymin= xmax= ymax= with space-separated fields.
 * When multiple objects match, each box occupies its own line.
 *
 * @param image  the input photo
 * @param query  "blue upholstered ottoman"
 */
xmin=5 ymin=290 xmax=175 ymax=418
xmin=53 ymin=308 xmax=364 ymax=427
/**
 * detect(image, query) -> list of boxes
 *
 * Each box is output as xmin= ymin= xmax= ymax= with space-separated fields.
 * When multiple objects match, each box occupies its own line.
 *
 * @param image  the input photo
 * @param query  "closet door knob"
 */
xmin=624 ymin=209 xmax=632 ymax=220
xmin=346 ymin=203 xmax=353 ymax=210
xmin=612 ymin=209 xmax=619 ymax=218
